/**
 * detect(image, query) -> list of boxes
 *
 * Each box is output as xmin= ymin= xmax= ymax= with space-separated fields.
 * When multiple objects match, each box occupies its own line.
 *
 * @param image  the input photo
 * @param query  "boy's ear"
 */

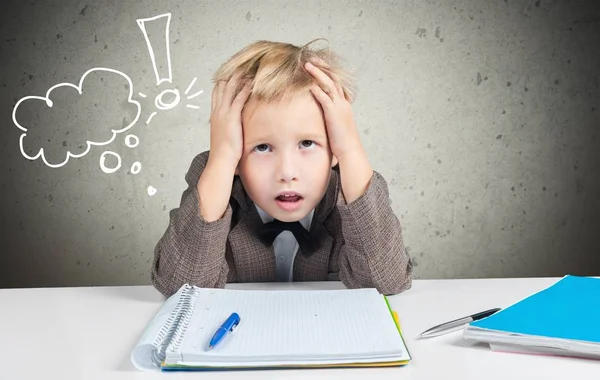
xmin=331 ymin=156 xmax=338 ymax=167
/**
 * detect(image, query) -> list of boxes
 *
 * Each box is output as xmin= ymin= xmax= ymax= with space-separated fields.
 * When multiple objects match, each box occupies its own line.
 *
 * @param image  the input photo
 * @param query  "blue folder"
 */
xmin=469 ymin=275 xmax=600 ymax=343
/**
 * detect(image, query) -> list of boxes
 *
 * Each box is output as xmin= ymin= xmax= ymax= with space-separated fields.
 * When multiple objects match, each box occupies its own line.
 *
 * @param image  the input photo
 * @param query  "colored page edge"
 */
xmin=383 ymin=295 xmax=412 ymax=361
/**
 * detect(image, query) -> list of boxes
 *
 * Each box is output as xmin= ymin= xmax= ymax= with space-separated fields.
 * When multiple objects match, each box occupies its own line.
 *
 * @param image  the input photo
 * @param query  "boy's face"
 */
xmin=238 ymin=92 xmax=334 ymax=222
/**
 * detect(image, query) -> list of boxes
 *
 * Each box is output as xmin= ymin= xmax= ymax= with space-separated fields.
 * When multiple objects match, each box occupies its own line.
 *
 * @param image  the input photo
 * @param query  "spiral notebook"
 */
xmin=131 ymin=284 xmax=410 ymax=371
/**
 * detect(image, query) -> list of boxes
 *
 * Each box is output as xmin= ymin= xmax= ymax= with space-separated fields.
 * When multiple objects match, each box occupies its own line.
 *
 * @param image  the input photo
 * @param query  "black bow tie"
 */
xmin=256 ymin=219 xmax=320 ymax=256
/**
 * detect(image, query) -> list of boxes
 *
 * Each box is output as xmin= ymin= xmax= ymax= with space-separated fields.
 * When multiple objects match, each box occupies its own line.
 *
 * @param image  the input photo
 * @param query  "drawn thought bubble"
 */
xmin=12 ymin=68 xmax=141 ymax=168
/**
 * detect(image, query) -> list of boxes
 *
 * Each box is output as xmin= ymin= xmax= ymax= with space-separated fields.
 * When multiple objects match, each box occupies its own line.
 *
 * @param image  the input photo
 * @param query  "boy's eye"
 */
xmin=300 ymin=140 xmax=315 ymax=148
xmin=254 ymin=144 xmax=270 ymax=153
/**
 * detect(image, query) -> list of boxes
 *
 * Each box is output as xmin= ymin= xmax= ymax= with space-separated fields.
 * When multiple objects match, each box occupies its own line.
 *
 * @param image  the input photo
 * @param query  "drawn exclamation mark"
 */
xmin=136 ymin=12 xmax=202 ymax=126
xmin=135 ymin=12 xmax=203 ymax=196
xmin=137 ymin=12 xmax=180 ymax=113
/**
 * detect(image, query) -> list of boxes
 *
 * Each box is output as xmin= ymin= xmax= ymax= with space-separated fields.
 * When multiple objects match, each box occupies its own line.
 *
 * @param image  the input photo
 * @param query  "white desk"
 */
xmin=0 ymin=278 xmax=597 ymax=379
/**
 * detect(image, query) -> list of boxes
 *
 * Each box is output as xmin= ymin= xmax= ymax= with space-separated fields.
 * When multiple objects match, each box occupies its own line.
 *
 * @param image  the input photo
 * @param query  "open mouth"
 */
xmin=275 ymin=192 xmax=304 ymax=211
xmin=276 ymin=192 xmax=303 ymax=202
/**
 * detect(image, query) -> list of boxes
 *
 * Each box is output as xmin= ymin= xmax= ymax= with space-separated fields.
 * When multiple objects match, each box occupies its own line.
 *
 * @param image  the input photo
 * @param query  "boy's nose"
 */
xmin=276 ymin=152 xmax=298 ymax=182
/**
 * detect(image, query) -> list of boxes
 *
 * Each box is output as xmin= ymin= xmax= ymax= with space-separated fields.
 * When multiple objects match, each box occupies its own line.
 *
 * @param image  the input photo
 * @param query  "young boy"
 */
xmin=151 ymin=39 xmax=413 ymax=297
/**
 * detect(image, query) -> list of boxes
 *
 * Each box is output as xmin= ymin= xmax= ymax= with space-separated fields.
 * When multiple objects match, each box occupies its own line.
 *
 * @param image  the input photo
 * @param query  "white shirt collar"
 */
xmin=255 ymin=204 xmax=314 ymax=231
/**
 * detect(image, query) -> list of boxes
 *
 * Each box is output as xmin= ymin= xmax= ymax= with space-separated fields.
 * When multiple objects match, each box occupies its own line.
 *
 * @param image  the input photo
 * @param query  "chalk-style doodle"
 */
xmin=135 ymin=12 xmax=205 ymax=193
xmin=12 ymin=68 xmax=141 ymax=168
xmin=184 ymin=77 xmax=197 ymax=94
xmin=125 ymin=134 xmax=140 ymax=148
xmin=12 ymin=11 xmax=205 ymax=196
xmin=155 ymin=88 xmax=180 ymax=110
xmin=131 ymin=162 xmax=142 ymax=174
xmin=146 ymin=111 xmax=157 ymax=125
xmin=100 ymin=151 xmax=122 ymax=174
xmin=137 ymin=13 xmax=203 ymax=119
xmin=137 ymin=13 xmax=173 ymax=87
xmin=187 ymin=89 xmax=203 ymax=99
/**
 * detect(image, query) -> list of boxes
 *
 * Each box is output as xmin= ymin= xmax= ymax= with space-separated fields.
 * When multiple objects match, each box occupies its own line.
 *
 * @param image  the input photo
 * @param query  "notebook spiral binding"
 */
xmin=167 ymin=285 xmax=199 ymax=354
xmin=150 ymin=284 xmax=199 ymax=366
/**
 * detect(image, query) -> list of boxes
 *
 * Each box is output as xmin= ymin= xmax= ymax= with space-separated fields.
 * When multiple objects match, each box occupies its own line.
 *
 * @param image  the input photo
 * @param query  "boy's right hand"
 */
xmin=209 ymin=73 xmax=252 ymax=167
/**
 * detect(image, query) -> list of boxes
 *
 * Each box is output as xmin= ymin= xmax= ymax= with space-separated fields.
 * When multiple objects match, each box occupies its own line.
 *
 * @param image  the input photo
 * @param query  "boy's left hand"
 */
xmin=305 ymin=57 xmax=373 ymax=204
xmin=304 ymin=58 xmax=362 ymax=161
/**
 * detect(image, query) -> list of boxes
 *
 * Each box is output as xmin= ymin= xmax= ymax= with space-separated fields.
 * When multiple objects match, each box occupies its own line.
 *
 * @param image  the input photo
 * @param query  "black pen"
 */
xmin=419 ymin=308 xmax=501 ymax=338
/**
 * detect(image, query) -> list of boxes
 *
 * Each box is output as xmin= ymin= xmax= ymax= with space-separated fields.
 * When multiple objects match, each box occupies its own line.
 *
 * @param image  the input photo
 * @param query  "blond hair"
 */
xmin=212 ymin=38 xmax=356 ymax=104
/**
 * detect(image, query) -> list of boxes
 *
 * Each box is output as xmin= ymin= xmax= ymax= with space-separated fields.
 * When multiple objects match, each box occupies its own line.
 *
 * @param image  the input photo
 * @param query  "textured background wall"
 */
xmin=1 ymin=0 xmax=598 ymax=288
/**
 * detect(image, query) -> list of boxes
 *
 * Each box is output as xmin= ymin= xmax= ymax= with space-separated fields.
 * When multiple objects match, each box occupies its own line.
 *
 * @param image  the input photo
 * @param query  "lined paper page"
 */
xmin=175 ymin=288 xmax=407 ymax=363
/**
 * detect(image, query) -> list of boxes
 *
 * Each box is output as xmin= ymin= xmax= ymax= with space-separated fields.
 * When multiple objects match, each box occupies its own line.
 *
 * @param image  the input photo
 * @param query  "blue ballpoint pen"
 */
xmin=208 ymin=312 xmax=241 ymax=349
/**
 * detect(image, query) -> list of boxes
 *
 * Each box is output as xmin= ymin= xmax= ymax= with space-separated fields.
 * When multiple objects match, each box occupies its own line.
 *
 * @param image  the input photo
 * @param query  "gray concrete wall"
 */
xmin=1 ymin=0 xmax=598 ymax=288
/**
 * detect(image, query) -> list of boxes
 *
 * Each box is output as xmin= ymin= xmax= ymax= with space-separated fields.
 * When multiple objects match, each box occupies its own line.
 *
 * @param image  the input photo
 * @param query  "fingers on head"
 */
xmin=310 ymin=84 xmax=333 ymax=107
xmin=232 ymin=82 xmax=252 ymax=110
xmin=224 ymin=71 xmax=243 ymax=99
xmin=306 ymin=57 xmax=341 ymax=98
xmin=309 ymin=56 xmax=327 ymax=67
xmin=213 ymin=72 xmax=252 ymax=111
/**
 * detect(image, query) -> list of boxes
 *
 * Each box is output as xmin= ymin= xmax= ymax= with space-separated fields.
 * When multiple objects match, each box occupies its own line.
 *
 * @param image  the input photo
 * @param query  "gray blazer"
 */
xmin=151 ymin=150 xmax=413 ymax=297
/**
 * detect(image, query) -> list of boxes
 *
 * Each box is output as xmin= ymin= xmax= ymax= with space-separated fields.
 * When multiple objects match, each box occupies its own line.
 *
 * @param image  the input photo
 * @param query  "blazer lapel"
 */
xmin=292 ymin=219 xmax=333 ymax=280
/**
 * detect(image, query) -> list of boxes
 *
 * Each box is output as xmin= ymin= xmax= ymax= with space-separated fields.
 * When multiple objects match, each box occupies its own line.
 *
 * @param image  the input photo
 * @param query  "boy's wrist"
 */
xmin=197 ymin=153 xmax=238 ymax=222
xmin=207 ymin=151 xmax=239 ymax=173
xmin=337 ymin=146 xmax=373 ymax=204
xmin=332 ymin=132 xmax=363 ymax=162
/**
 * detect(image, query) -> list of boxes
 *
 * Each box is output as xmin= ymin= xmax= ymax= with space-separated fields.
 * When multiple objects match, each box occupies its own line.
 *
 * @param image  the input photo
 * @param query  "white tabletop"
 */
xmin=1 ymin=277 xmax=597 ymax=379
